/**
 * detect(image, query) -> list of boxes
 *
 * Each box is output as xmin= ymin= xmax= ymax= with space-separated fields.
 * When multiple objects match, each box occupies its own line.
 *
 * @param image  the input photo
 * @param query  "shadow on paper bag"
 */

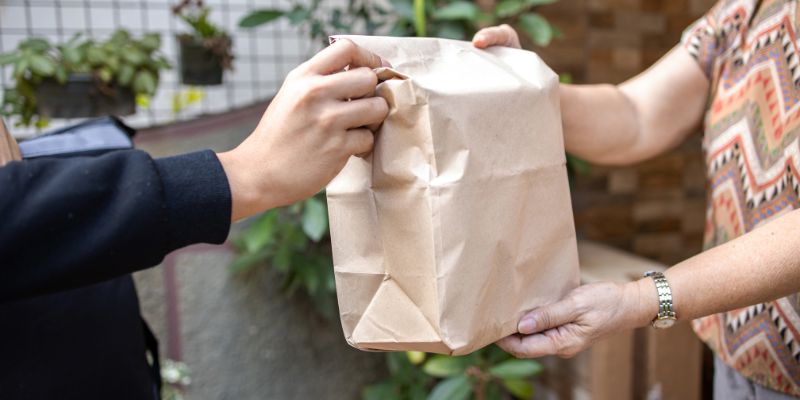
xmin=326 ymin=35 xmax=579 ymax=356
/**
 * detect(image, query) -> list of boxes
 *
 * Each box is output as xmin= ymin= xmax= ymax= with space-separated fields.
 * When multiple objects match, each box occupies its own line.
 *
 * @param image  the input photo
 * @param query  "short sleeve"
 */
xmin=681 ymin=3 xmax=724 ymax=80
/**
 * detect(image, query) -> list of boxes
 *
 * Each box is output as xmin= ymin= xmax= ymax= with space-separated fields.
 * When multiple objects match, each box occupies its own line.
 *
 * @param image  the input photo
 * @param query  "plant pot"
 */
xmin=36 ymin=75 xmax=136 ymax=119
xmin=178 ymin=38 xmax=224 ymax=86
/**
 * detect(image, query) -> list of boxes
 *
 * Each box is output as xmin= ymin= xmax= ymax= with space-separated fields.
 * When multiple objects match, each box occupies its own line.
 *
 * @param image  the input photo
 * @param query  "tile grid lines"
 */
xmin=0 ymin=0 xmax=305 ymax=135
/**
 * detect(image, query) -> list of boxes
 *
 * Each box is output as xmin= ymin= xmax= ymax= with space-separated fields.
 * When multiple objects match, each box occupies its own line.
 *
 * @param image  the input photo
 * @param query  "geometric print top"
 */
xmin=682 ymin=0 xmax=800 ymax=395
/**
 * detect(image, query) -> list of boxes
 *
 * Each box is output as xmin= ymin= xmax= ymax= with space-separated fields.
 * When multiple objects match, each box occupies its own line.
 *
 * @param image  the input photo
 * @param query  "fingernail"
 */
xmin=518 ymin=317 xmax=536 ymax=334
xmin=381 ymin=59 xmax=392 ymax=68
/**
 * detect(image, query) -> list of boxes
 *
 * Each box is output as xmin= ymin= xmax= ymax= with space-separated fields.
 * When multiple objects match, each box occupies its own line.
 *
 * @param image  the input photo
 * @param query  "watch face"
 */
xmin=653 ymin=318 xmax=676 ymax=329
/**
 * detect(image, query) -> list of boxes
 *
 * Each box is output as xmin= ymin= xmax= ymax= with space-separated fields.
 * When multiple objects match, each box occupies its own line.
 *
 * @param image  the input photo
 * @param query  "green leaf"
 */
xmin=13 ymin=57 xmax=29 ymax=79
xmin=86 ymin=46 xmax=106 ymax=65
xmin=109 ymin=29 xmax=131 ymax=44
xmin=427 ymin=375 xmax=470 ymax=400
xmin=243 ymin=211 xmax=278 ymax=253
xmin=502 ymin=378 xmax=534 ymax=399
xmin=229 ymin=250 xmax=267 ymax=273
xmin=524 ymin=0 xmax=558 ymax=6
xmin=272 ymin=243 xmax=292 ymax=272
xmin=434 ymin=22 xmax=466 ymax=40
xmin=55 ymin=65 xmax=68 ymax=84
xmin=486 ymin=382 xmax=504 ymax=400
xmin=566 ymin=153 xmax=591 ymax=175
xmin=61 ymin=46 xmax=82 ymax=65
xmin=518 ymin=12 xmax=553 ymax=46
xmin=489 ymin=359 xmax=543 ymax=379
xmin=362 ymin=382 xmax=401 ymax=400
xmin=140 ymin=33 xmax=161 ymax=51
xmin=132 ymin=70 xmax=157 ymax=95
xmin=432 ymin=2 xmax=479 ymax=21
xmin=495 ymin=0 xmax=525 ymax=18
xmin=423 ymin=355 xmax=465 ymax=378
xmin=20 ymin=38 xmax=51 ymax=52
xmin=98 ymin=67 xmax=113 ymax=83
xmin=407 ymin=351 xmax=426 ymax=365
xmin=239 ymin=10 xmax=284 ymax=28
xmin=118 ymin=64 xmax=136 ymax=86
xmin=122 ymin=47 xmax=146 ymax=66
xmin=286 ymin=6 xmax=311 ymax=24
xmin=390 ymin=0 xmax=414 ymax=20
xmin=28 ymin=54 xmax=55 ymax=76
xmin=0 ymin=52 xmax=20 ymax=66
xmin=301 ymin=197 xmax=328 ymax=242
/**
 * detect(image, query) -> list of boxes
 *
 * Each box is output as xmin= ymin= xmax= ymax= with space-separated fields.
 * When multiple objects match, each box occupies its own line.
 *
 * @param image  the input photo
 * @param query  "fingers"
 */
xmin=305 ymin=39 xmax=384 ymax=75
xmin=517 ymin=298 xmax=579 ymax=335
xmin=323 ymin=67 xmax=379 ymax=100
xmin=497 ymin=334 xmax=558 ymax=359
xmin=328 ymin=97 xmax=389 ymax=131
xmin=344 ymin=128 xmax=375 ymax=155
xmin=472 ymin=24 xmax=521 ymax=49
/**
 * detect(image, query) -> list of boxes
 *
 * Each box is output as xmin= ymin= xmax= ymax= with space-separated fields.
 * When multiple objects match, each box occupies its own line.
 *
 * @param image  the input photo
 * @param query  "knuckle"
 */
xmin=353 ymin=67 xmax=378 ymax=86
xmin=301 ymin=78 xmax=328 ymax=102
xmin=537 ymin=310 xmax=552 ymax=329
xmin=356 ymin=131 xmax=374 ymax=152
xmin=336 ymin=38 xmax=357 ymax=54
xmin=316 ymin=110 xmax=339 ymax=130
xmin=369 ymin=97 xmax=389 ymax=117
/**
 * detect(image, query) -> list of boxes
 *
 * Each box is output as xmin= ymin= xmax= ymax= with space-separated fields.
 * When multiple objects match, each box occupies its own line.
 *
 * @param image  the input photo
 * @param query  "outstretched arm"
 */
xmin=0 ymin=39 xmax=389 ymax=302
xmin=497 ymin=208 xmax=800 ymax=358
xmin=474 ymin=24 xmax=709 ymax=165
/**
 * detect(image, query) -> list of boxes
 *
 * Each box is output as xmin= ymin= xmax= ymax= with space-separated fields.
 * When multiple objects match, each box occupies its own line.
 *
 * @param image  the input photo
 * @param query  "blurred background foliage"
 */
xmin=232 ymin=1 xmax=564 ymax=398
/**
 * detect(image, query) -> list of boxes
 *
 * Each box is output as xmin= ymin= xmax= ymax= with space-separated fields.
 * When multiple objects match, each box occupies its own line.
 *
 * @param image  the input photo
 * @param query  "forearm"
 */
xmin=627 ymin=209 xmax=800 ymax=327
xmin=0 ymin=150 xmax=231 ymax=302
xmin=560 ymin=83 xmax=641 ymax=165
xmin=560 ymin=47 xmax=708 ymax=166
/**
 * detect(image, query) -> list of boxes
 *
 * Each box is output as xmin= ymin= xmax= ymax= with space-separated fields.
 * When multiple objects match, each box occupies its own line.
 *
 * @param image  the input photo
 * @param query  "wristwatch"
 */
xmin=643 ymin=271 xmax=677 ymax=329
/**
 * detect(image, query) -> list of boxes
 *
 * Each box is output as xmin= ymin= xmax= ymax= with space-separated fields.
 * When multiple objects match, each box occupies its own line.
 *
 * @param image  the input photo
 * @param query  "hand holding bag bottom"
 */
xmin=326 ymin=36 xmax=580 ymax=355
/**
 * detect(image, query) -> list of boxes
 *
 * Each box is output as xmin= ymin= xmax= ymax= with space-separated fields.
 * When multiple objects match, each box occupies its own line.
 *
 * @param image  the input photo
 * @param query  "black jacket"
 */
xmin=0 ymin=149 xmax=231 ymax=399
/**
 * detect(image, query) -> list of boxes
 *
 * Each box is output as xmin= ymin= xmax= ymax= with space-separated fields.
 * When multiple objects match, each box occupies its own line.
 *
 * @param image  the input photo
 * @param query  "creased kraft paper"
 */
xmin=326 ymin=35 xmax=579 ymax=355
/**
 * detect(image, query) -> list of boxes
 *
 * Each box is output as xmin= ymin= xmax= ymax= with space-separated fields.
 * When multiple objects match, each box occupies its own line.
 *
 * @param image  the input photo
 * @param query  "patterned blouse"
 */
xmin=682 ymin=0 xmax=800 ymax=395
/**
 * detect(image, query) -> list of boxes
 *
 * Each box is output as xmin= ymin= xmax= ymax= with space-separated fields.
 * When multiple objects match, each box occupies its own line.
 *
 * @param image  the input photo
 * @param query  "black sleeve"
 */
xmin=0 ymin=149 xmax=232 ymax=302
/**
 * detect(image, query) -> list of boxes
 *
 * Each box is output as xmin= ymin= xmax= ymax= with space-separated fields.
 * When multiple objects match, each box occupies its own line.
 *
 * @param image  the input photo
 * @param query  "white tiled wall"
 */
xmin=0 ymin=0 xmax=321 ymax=136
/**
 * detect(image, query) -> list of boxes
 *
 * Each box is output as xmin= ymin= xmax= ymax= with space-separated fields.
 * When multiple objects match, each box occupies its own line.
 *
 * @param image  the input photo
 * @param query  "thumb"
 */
xmin=518 ymin=298 xmax=579 ymax=334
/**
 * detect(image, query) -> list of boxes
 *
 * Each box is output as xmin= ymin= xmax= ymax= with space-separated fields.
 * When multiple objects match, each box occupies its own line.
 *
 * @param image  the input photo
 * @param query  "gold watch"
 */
xmin=643 ymin=271 xmax=677 ymax=329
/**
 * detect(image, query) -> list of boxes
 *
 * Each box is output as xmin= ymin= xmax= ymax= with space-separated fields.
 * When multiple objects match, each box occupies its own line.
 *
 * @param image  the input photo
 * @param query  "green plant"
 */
xmin=239 ymin=0 xmax=391 ymax=46
xmin=0 ymin=30 xmax=170 ymax=127
xmin=396 ymin=0 xmax=559 ymax=45
xmin=363 ymin=346 xmax=544 ymax=400
xmin=231 ymin=194 xmax=337 ymax=318
xmin=172 ymin=0 xmax=234 ymax=71
xmin=238 ymin=0 xmax=559 ymax=47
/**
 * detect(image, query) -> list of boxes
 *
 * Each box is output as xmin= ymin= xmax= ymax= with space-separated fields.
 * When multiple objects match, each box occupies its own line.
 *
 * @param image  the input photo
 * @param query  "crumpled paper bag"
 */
xmin=326 ymin=35 xmax=579 ymax=355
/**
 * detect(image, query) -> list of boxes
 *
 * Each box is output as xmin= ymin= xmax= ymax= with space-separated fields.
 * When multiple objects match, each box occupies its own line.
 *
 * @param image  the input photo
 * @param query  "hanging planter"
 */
xmin=173 ymin=1 xmax=234 ymax=86
xmin=0 ymin=30 xmax=171 ymax=128
xmin=177 ymin=35 xmax=229 ymax=85
xmin=36 ymin=74 xmax=135 ymax=119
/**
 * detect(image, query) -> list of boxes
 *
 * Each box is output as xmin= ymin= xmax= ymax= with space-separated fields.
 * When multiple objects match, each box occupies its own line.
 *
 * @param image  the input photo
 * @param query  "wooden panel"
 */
xmin=645 ymin=322 xmax=703 ymax=400
xmin=590 ymin=329 xmax=636 ymax=400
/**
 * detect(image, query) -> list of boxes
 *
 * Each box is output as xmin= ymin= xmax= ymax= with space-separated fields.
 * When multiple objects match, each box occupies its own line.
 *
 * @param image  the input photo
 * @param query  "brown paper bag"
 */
xmin=326 ymin=35 xmax=579 ymax=355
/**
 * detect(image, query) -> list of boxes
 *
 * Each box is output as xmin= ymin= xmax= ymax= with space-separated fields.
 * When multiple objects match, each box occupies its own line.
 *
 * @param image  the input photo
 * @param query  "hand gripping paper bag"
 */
xmin=326 ymin=36 xmax=579 ymax=355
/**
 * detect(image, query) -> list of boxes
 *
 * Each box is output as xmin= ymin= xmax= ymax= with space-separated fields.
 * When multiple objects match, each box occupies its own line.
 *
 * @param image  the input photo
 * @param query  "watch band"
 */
xmin=644 ymin=271 xmax=677 ymax=328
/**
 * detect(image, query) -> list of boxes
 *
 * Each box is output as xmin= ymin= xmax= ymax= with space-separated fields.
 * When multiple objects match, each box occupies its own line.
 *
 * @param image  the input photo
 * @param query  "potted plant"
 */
xmin=173 ymin=0 xmax=234 ymax=86
xmin=0 ymin=30 xmax=171 ymax=128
